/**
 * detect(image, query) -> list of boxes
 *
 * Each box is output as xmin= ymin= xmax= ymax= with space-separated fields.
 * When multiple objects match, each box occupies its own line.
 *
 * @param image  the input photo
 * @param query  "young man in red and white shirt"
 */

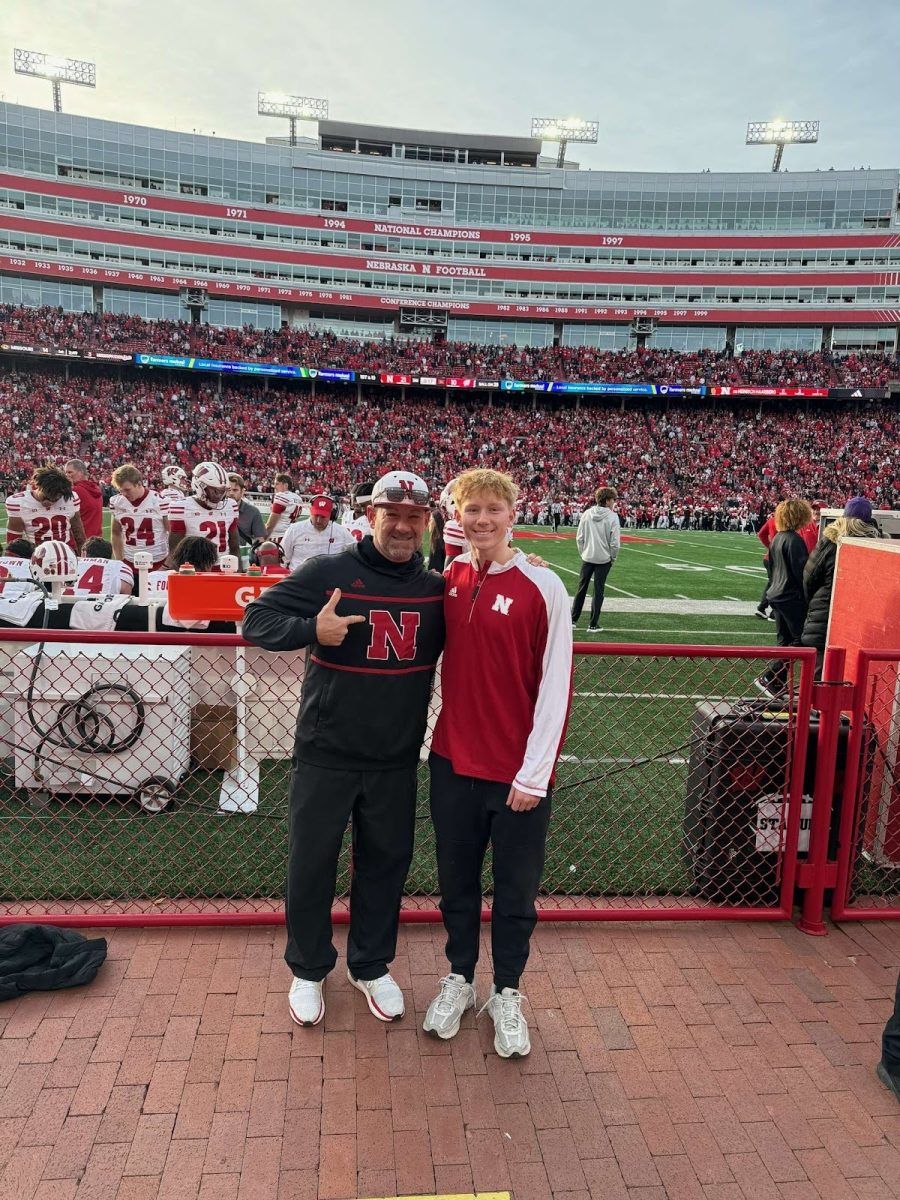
xmin=6 ymin=466 xmax=86 ymax=554
xmin=265 ymin=473 xmax=304 ymax=541
xmin=423 ymin=468 xmax=572 ymax=1059
xmin=167 ymin=462 xmax=240 ymax=560
xmin=109 ymin=464 xmax=169 ymax=571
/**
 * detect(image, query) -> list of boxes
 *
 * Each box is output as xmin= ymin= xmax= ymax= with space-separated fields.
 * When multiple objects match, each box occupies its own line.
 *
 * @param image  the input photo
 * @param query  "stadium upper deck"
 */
xmin=1 ymin=102 xmax=899 ymax=355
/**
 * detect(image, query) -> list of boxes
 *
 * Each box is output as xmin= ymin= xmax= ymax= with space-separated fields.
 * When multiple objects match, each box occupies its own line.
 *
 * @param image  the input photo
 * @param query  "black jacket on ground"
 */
xmin=0 ymin=924 xmax=107 ymax=1001
xmin=242 ymin=535 xmax=445 ymax=771
xmin=800 ymin=538 xmax=837 ymax=650
xmin=767 ymin=530 xmax=809 ymax=605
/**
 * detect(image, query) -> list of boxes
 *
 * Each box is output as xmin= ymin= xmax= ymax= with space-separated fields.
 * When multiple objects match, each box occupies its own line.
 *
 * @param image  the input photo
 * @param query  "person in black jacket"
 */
xmin=756 ymin=497 xmax=813 ymax=696
xmin=801 ymin=498 xmax=884 ymax=676
xmin=241 ymin=470 xmax=445 ymax=1030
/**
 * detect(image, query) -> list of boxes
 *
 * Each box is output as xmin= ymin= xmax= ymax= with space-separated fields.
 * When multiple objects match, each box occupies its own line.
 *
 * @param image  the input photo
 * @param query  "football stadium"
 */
xmin=0 ymin=13 xmax=898 ymax=1199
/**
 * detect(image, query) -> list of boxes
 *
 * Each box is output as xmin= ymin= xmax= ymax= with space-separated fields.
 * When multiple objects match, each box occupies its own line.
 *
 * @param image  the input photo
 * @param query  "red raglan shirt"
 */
xmin=432 ymin=550 xmax=573 ymax=797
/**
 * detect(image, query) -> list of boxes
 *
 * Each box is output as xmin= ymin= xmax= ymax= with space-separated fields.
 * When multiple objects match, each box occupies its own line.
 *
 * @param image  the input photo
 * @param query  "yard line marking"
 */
xmin=574 ymin=691 xmax=742 ymax=700
xmin=671 ymin=534 xmax=764 ymax=557
xmin=546 ymin=559 xmax=638 ymax=597
xmin=569 ymin=597 xmax=771 ymax=616
xmin=559 ymin=754 xmax=688 ymax=766
xmin=674 ymin=593 xmax=690 ymax=600
xmin=723 ymin=595 xmax=742 ymax=602
xmin=622 ymin=543 xmax=771 ymax=578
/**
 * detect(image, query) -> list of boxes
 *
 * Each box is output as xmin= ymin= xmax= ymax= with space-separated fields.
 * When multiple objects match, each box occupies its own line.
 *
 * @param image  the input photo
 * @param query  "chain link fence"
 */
xmin=0 ymin=630 xmax=816 ymax=924
xmin=833 ymin=651 xmax=900 ymax=919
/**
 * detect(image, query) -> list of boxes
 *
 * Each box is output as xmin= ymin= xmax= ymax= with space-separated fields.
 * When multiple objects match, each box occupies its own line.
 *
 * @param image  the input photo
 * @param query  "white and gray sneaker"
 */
xmin=288 ymin=977 xmax=325 ymax=1027
xmin=347 ymin=969 xmax=405 ymax=1021
xmin=480 ymin=986 xmax=531 ymax=1058
xmin=422 ymin=973 xmax=476 ymax=1039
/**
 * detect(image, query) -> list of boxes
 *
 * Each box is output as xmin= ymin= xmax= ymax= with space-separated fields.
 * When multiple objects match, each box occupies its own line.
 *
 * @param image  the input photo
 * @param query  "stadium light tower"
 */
xmin=746 ymin=119 xmax=819 ymax=172
xmin=13 ymin=48 xmax=96 ymax=113
xmin=258 ymin=92 xmax=328 ymax=146
xmin=531 ymin=117 xmax=599 ymax=168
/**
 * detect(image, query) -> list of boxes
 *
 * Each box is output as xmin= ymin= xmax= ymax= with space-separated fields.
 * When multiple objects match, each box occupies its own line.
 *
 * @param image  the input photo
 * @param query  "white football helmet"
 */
xmin=191 ymin=461 xmax=229 ymax=505
xmin=439 ymin=479 xmax=459 ymax=518
xmin=161 ymin=465 xmax=188 ymax=489
xmin=30 ymin=540 xmax=78 ymax=587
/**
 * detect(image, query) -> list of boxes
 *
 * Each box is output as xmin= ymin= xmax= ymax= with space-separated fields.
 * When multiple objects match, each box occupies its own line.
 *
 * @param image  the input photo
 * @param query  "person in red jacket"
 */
xmin=64 ymin=459 xmax=103 ymax=539
xmin=423 ymin=467 xmax=572 ymax=1059
xmin=755 ymin=509 xmax=778 ymax=620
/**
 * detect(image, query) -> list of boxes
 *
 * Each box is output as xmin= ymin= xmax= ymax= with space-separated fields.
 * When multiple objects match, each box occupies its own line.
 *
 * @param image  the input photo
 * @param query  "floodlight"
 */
xmin=746 ymin=119 xmax=819 ymax=171
xmin=531 ymin=117 xmax=599 ymax=168
xmin=258 ymin=92 xmax=328 ymax=146
xmin=14 ymin=48 xmax=96 ymax=112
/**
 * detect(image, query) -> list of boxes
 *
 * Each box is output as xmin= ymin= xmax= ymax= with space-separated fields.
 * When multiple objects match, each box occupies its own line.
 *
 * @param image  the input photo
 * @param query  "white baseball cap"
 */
xmin=371 ymin=471 xmax=430 ymax=509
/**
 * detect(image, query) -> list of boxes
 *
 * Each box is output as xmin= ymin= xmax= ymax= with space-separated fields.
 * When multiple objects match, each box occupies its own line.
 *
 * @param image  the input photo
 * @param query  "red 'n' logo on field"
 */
xmin=367 ymin=609 xmax=421 ymax=661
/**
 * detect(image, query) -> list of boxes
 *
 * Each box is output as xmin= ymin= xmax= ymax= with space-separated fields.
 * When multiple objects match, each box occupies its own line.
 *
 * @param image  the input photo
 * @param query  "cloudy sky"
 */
xmin=3 ymin=0 xmax=897 ymax=172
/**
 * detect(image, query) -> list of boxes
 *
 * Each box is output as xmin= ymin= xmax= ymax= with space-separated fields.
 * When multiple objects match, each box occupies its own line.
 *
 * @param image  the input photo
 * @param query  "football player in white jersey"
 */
xmin=343 ymin=481 xmax=375 ymax=543
xmin=280 ymin=494 xmax=355 ymax=571
xmin=264 ymin=473 xmax=305 ymax=540
xmin=6 ymin=466 xmax=86 ymax=553
xmin=158 ymin=464 xmax=189 ymax=516
xmin=440 ymin=478 xmax=467 ymax=563
xmin=109 ymin=464 xmax=170 ymax=570
xmin=68 ymin=537 xmax=134 ymax=596
xmin=167 ymin=462 xmax=240 ymax=559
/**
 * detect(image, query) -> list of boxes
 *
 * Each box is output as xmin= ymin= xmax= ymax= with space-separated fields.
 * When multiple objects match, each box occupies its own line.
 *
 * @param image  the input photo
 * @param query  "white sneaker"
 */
xmin=347 ymin=969 xmax=405 ymax=1021
xmin=288 ymin=977 xmax=324 ymax=1027
xmin=480 ymin=986 xmax=531 ymax=1058
xmin=422 ymin=973 xmax=476 ymax=1040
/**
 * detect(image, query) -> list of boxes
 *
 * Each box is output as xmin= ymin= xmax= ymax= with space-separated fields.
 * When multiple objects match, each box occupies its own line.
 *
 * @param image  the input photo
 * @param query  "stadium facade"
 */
xmin=1 ymin=102 xmax=899 ymax=358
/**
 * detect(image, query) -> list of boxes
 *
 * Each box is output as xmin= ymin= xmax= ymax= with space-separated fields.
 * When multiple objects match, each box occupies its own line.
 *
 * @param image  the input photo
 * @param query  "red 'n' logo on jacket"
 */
xmin=367 ymin=610 xmax=421 ymax=661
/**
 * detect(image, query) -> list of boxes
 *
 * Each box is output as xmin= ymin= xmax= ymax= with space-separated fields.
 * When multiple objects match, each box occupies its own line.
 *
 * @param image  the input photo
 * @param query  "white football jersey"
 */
xmin=157 ymin=486 xmax=186 ymax=516
xmin=64 ymin=557 xmax=135 ymax=597
xmin=6 ymin=487 xmax=80 ymax=549
xmin=110 ymin=488 xmax=169 ymax=565
xmin=280 ymin=520 xmax=355 ymax=571
xmin=345 ymin=514 xmax=372 ymax=543
xmin=167 ymin=496 xmax=238 ymax=553
xmin=267 ymin=489 xmax=305 ymax=538
xmin=443 ymin=518 xmax=467 ymax=560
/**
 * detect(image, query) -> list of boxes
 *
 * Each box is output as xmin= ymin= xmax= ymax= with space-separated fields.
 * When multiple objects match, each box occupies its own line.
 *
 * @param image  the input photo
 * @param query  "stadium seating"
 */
xmin=1 ymin=360 xmax=896 ymax=516
xmin=3 ymin=302 xmax=900 ymax=386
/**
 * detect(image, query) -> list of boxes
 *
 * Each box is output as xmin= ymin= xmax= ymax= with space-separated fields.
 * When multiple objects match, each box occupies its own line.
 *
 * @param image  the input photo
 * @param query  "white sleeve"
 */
xmin=610 ymin=514 xmax=621 ymax=559
xmin=280 ymin=525 xmax=299 ymax=568
xmin=514 ymin=571 xmax=573 ymax=798
xmin=575 ymin=511 xmax=587 ymax=554
xmin=335 ymin=524 xmax=356 ymax=547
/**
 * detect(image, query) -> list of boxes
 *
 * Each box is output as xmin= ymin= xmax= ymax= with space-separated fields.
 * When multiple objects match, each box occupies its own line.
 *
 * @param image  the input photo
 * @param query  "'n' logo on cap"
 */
xmin=398 ymin=478 xmax=414 ymax=494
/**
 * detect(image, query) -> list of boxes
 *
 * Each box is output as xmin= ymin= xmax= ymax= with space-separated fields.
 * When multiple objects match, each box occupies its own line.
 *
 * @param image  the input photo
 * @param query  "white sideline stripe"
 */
xmin=546 ymin=559 xmax=638 ymax=598
xmin=575 ymin=691 xmax=742 ymax=700
xmin=576 ymin=627 xmax=771 ymax=635
xmin=559 ymin=754 xmax=688 ymax=766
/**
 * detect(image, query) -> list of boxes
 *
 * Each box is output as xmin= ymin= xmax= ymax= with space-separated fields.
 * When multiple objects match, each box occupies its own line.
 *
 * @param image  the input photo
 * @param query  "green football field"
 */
xmin=0 ymin=513 xmax=807 ymax=911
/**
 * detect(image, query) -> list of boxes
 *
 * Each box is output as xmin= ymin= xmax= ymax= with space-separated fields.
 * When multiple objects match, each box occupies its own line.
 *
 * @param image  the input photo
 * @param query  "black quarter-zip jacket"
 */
xmin=241 ymin=535 xmax=445 ymax=770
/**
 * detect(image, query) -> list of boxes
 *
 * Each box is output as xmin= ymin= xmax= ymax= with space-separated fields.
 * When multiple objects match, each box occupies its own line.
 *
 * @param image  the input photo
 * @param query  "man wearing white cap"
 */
xmin=280 ymin=495 xmax=355 ymax=572
xmin=242 ymin=471 xmax=445 ymax=1029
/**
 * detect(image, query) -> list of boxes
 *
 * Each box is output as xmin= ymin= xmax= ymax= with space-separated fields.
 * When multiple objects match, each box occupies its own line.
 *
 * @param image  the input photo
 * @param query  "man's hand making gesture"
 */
xmin=315 ymin=588 xmax=366 ymax=646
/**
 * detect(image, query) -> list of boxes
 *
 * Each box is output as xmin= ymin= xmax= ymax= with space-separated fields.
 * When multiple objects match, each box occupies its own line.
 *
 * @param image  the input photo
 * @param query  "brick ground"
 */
xmin=0 ymin=920 xmax=897 ymax=1200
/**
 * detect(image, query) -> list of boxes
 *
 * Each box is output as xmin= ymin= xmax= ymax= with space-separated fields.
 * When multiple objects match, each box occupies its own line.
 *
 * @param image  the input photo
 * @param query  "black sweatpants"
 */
xmin=571 ymin=559 xmax=612 ymax=626
xmin=883 ymin=970 xmax=900 ymax=1076
xmin=429 ymin=752 xmax=551 ymax=991
xmin=285 ymin=760 xmax=417 ymax=983
xmin=757 ymin=556 xmax=772 ymax=612
xmin=761 ymin=597 xmax=807 ymax=690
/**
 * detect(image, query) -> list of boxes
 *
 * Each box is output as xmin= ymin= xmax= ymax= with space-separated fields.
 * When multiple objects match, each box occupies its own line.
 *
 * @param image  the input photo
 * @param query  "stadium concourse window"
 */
xmin=205 ymin=300 xmax=281 ymax=332
xmin=446 ymin=318 xmax=553 ymax=347
xmin=0 ymin=276 xmax=92 ymax=312
xmin=830 ymin=326 xmax=898 ymax=354
xmin=735 ymin=327 xmax=823 ymax=352
xmin=103 ymin=288 xmax=183 ymax=322
xmin=646 ymin=326 xmax=727 ymax=352
xmin=562 ymin=325 xmax=632 ymax=350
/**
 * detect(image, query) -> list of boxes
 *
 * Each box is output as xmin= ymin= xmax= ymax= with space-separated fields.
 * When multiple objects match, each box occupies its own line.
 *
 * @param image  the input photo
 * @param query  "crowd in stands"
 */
xmin=3 ymin=303 xmax=900 ymax=387
xmin=1 ymin=362 xmax=896 ymax=520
